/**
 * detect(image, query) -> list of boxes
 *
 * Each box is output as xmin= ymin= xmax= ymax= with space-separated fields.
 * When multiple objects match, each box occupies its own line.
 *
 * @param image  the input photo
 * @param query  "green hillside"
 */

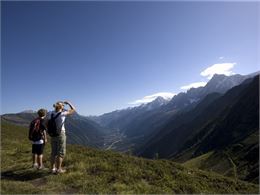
xmin=173 ymin=76 xmax=259 ymax=184
xmin=1 ymin=120 xmax=259 ymax=194
xmin=183 ymin=131 xmax=259 ymax=183
xmin=1 ymin=112 xmax=106 ymax=148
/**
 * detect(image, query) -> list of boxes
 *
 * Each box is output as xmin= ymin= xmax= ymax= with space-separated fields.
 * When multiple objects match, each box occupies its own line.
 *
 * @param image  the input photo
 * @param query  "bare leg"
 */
xmin=57 ymin=156 xmax=63 ymax=170
xmin=37 ymin=154 xmax=43 ymax=167
xmin=32 ymin=154 xmax=37 ymax=165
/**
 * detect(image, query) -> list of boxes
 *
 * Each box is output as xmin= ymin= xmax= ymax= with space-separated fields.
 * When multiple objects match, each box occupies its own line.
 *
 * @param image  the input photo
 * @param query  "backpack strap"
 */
xmin=51 ymin=112 xmax=64 ymax=131
xmin=51 ymin=112 xmax=62 ymax=120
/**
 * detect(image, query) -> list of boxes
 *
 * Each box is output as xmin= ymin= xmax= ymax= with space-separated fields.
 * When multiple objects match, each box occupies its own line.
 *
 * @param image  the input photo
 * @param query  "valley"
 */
xmin=102 ymin=128 xmax=144 ymax=153
xmin=1 ymin=72 xmax=259 ymax=190
xmin=2 ymin=2 xmax=259 ymax=194
xmin=103 ymin=128 xmax=125 ymax=150
xmin=93 ymin=73 xmax=259 ymax=184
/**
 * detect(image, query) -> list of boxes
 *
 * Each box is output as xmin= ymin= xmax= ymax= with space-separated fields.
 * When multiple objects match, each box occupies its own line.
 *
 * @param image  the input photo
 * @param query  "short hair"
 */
xmin=37 ymin=109 xmax=47 ymax=117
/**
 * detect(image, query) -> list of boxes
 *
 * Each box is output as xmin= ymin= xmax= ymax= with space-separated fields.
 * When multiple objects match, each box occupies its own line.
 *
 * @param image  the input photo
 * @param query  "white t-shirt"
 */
xmin=33 ymin=140 xmax=44 ymax=145
xmin=48 ymin=110 xmax=69 ymax=132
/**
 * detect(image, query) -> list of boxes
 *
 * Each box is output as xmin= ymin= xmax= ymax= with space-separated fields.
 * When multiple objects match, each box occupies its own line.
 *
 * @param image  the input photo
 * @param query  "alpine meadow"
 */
xmin=1 ymin=1 xmax=259 ymax=194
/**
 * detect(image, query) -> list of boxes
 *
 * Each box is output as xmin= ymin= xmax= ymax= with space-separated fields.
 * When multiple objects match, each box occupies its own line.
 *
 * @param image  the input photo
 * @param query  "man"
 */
xmin=48 ymin=101 xmax=76 ymax=174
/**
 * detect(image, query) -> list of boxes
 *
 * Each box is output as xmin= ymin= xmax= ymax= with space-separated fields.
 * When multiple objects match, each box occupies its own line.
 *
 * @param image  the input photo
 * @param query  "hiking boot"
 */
xmin=56 ymin=169 xmax=66 ymax=174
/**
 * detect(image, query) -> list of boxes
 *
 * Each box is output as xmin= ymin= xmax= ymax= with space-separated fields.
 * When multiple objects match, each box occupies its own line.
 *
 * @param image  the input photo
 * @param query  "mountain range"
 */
xmin=93 ymin=72 xmax=259 ymax=183
xmin=90 ymin=72 xmax=259 ymax=151
xmin=139 ymin=75 xmax=258 ymax=183
xmin=1 ymin=112 xmax=107 ymax=148
xmin=1 ymin=71 xmax=259 ymax=184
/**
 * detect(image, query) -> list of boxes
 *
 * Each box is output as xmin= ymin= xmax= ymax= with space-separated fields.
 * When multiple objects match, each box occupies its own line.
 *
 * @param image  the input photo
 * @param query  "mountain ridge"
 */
xmin=1 ymin=112 xmax=107 ymax=148
xmin=90 ymin=72 xmax=258 ymax=152
xmin=137 ymin=75 xmax=259 ymax=183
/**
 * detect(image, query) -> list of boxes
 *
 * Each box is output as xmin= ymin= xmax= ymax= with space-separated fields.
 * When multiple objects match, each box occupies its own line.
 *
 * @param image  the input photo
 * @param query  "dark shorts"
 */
xmin=32 ymin=144 xmax=45 ymax=155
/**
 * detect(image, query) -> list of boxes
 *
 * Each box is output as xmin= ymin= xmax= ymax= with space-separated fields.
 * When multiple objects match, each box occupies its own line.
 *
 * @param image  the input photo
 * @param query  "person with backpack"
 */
xmin=29 ymin=109 xmax=47 ymax=170
xmin=47 ymin=101 xmax=76 ymax=174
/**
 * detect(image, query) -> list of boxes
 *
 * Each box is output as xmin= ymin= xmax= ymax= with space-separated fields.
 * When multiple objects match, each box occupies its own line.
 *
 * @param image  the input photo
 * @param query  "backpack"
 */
xmin=29 ymin=118 xmax=43 ymax=141
xmin=47 ymin=112 xmax=62 ymax=137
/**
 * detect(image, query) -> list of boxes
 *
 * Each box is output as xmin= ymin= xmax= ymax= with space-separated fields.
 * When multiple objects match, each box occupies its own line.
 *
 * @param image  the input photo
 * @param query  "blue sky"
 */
xmin=2 ymin=1 xmax=259 ymax=115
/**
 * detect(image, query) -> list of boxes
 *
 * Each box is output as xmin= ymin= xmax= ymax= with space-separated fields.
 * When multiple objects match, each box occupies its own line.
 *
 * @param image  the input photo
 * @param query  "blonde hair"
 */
xmin=53 ymin=101 xmax=64 ymax=112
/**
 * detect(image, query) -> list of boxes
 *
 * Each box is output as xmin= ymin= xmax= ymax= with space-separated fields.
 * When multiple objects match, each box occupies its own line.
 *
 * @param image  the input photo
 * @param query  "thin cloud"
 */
xmin=219 ymin=56 xmax=224 ymax=60
xmin=200 ymin=63 xmax=236 ymax=79
xmin=129 ymin=62 xmax=236 ymax=106
xmin=128 ymin=92 xmax=176 ymax=105
xmin=180 ymin=82 xmax=207 ymax=90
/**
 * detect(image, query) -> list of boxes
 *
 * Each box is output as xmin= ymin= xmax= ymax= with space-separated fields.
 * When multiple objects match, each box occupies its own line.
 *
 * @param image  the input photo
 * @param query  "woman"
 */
xmin=48 ymin=101 xmax=76 ymax=174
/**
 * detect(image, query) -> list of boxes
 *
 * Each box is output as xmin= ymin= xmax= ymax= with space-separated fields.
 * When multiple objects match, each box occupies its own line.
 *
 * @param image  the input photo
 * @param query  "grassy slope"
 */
xmin=183 ymin=131 xmax=259 ymax=184
xmin=1 ymin=113 xmax=106 ymax=148
xmin=1 ymin=120 xmax=259 ymax=194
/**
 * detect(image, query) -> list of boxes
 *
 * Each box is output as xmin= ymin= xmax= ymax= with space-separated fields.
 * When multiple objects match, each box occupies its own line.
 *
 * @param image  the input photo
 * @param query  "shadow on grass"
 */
xmin=2 ymin=168 xmax=79 ymax=193
xmin=1 ymin=167 xmax=49 ymax=182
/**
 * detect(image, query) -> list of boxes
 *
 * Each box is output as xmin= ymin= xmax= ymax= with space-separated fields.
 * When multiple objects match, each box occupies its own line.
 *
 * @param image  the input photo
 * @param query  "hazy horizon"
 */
xmin=2 ymin=1 xmax=259 ymax=115
xmin=1 ymin=70 xmax=259 ymax=117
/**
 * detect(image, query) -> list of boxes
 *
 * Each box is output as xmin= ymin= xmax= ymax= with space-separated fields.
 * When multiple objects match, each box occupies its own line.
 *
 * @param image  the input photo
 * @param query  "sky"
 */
xmin=2 ymin=1 xmax=259 ymax=116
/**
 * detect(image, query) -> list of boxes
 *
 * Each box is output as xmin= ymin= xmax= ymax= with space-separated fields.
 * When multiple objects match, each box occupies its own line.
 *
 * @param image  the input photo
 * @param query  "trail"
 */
xmin=224 ymin=152 xmax=238 ymax=181
xmin=106 ymin=140 xmax=121 ymax=150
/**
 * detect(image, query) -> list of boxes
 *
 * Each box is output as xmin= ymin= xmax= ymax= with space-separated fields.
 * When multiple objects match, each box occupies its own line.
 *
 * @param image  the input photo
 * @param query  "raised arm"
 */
xmin=64 ymin=101 xmax=76 ymax=115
